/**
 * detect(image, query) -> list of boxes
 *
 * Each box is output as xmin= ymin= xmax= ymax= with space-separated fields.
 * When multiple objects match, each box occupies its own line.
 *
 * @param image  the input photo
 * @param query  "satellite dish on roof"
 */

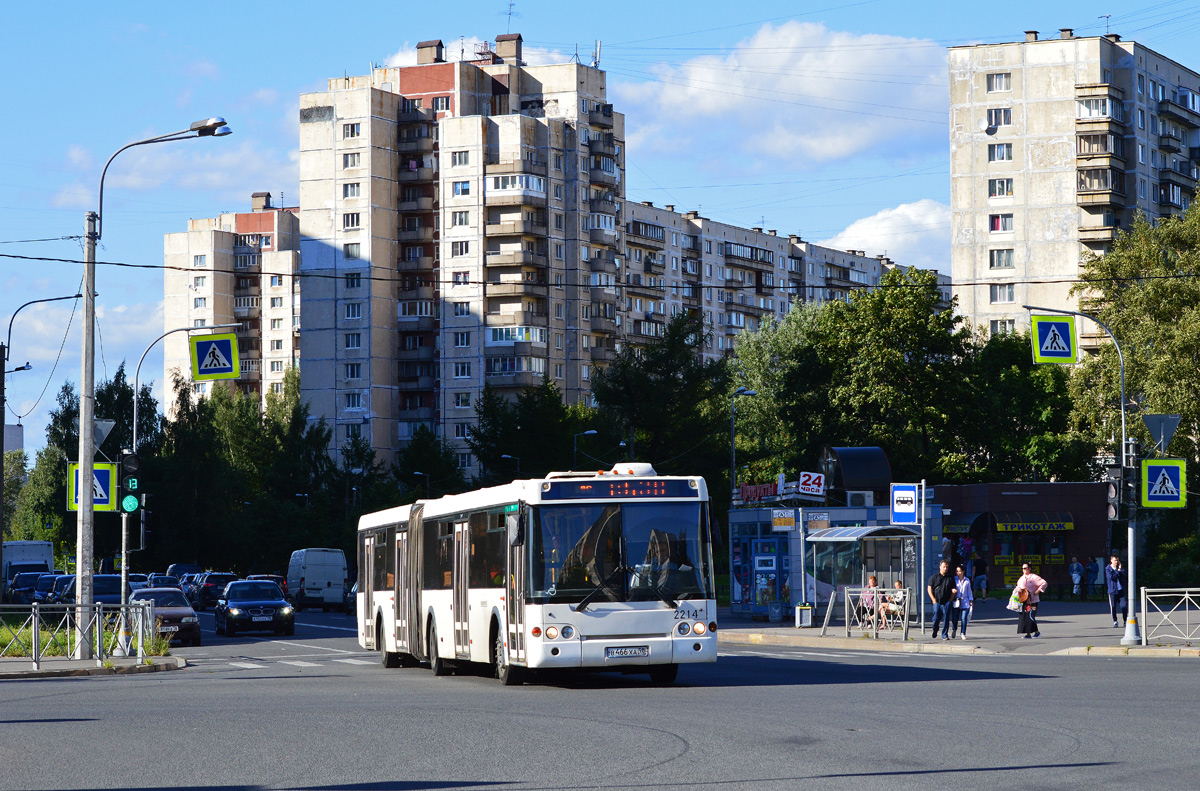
xmin=977 ymin=117 xmax=990 ymax=132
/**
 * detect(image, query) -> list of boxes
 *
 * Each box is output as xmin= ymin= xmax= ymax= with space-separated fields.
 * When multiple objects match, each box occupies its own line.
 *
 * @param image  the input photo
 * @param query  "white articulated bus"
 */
xmin=356 ymin=463 xmax=717 ymax=685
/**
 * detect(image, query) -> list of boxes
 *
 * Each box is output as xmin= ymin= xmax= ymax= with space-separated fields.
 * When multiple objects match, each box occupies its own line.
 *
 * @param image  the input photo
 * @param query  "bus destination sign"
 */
xmin=542 ymin=479 xmax=698 ymax=500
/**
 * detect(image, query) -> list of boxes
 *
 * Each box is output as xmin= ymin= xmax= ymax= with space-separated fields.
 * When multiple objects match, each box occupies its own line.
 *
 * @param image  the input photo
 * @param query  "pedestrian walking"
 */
xmin=1105 ymin=554 xmax=1127 ymax=627
xmin=1015 ymin=563 xmax=1048 ymax=638
xmin=1068 ymin=556 xmax=1085 ymax=600
xmin=927 ymin=560 xmax=957 ymax=640
xmin=951 ymin=565 xmax=974 ymax=640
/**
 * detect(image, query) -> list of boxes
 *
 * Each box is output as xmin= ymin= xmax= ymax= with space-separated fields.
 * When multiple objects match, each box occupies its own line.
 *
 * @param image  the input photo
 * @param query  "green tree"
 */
xmin=396 ymin=423 xmax=466 ymax=500
xmin=3 ymin=449 xmax=29 ymax=539
xmin=10 ymin=445 xmax=68 ymax=545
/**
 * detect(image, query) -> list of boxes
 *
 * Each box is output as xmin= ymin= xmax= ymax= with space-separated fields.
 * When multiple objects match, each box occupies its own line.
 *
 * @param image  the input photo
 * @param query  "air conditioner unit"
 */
xmin=847 ymin=491 xmax=874 ymax=507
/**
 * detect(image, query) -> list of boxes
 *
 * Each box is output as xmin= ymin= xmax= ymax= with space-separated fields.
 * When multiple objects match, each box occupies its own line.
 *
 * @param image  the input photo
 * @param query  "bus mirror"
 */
xmin=509 ymin=505 xmax=526 ymax=547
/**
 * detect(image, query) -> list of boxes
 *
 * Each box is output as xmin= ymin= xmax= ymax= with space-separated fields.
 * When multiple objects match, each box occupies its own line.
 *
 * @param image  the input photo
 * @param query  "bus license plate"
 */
xmin=606 ymin=646 xmax=649 ymax=659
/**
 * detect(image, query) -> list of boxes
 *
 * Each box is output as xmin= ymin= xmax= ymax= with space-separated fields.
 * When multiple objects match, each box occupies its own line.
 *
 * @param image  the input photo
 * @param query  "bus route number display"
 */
xmin=542 ymin=479 xmax=698 ymax=500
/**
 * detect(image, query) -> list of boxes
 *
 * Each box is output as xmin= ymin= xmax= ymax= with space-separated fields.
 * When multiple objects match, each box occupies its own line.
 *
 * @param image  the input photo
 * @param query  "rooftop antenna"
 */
xmin=591 ymin=40 xmax=602 ymax=69
xmin=460 ymin=35 xmax=466 ymax=61
xmin=505 ymin=0 xmax=517 ymax=35
xmin=572 ymin=45 xmax=580 ymax=64
xmin=1099 ymin=14 xmax=1111 ymax=34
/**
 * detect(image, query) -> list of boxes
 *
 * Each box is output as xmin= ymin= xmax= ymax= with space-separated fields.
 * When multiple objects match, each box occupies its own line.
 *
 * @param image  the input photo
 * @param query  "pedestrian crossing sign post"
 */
xmin=1030 ymin=315 xmax=1077 ymax=364
xmin=1141 ymin=459 xmax=1186 ymax=508
xmin=189 ymin=333 xmax=240 ymax=380
xmin=67 ymin=462 xmax=117 ymax=512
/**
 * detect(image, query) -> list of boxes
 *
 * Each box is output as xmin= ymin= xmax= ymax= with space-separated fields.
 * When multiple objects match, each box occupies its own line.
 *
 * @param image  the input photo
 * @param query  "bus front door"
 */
xmin=505 ymin=510 xmax=525 ymax=664
xmin=453 ymin=520 xmax=470 ymax=658
xmin=396 ymin=529 xmax=410 ymax=653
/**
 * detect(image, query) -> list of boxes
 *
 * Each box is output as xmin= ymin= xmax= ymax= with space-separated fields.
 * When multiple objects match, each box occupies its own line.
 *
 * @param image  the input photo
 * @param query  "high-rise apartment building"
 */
xmin=163 ymin=193 xmax=300 ymax=415
xmin=296 ymin=33 xmax=948 ymax=473
xmin=950 ymin=30 xmax=1200 ymax=339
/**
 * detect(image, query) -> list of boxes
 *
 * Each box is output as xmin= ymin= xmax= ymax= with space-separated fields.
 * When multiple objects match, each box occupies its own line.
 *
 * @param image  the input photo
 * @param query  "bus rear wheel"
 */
xmin=429 ymin=623 xmax=451 ymax=676
xmin=378 ymin=623 xmax=400 ymax=668
xmin=648 ymin=664 xmax=678 ymax=685
xmin=493 ymin=631 xmax=524 ymax=686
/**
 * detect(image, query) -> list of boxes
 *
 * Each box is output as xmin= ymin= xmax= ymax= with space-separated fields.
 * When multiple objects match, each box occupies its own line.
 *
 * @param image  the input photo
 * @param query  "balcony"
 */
xmin=590 ymin=346 xmax=615 ymax=363
xmin=397 ymin=347 xmax=436 ymax=362
xmin=728 ymin=301 xmax=767 ymax=317
xmin=588 ymin=105 xmax=614 ymax=128
xmin=589 ymin=168 xmax=618 ymax=188
xmin=1159 ymin=98 xmax=1200 ymax=129
xmin=397 ymin=226 xmax=435 ymax=243
xmin=486 ymin=371 xmax=544 ymax=389
xmin=589 ymin=198 xmax=618 ymax=215
xmin=398 ymin=285 xmax=435 ymax=301
xmin=398 ymin=256 xmax=434 ymax=270
xmin=1160 ymin=165 xmax=1197 ymax=192
xmin=397 ymin=166 xmax=434 ymax=182
xmin=588 ymin=136 xmax=616 ymax=156
xmin=589 ymin=227 xmax=619 ymax=246
xmin=396 ymin=137 xmax=434 ymax=154
xmin=1159 ymin=134 xmax=1184 ymax=154
xmin=485 ymin=219 xmax=547 ymax=237
xmin=398 ymin=197 xmax=434 ymax=212
xmin=485 ymin=190 xmax=547 ymax=208
xmin=590 ymin=315 xmax=617 ymax=334
xmin=486 ymin=158 xmax=548 ymax=176
xmin=588 ymin=252 xmax=618 ymax=275
xmin=485 ymin=250 xmax=547 ymax=268
xmin=1078 ymin=225 xmax=1118 ymax=243
xmin=396 ymin=315 xmax=437 ymax=331
xmin=590 ymin=288 xmax=620 ymax=306
xmin=485 ymin=281 xmax=548 ymax=298
xmin=397 ymin=107 xmax=435 ymax=124
xmin=486 ymin=310 xmax=548 ymax=326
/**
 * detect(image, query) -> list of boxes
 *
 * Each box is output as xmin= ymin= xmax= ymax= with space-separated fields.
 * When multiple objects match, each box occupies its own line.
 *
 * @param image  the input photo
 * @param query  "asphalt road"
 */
xmin=2 ymin=609 xmax=1197 ymax=791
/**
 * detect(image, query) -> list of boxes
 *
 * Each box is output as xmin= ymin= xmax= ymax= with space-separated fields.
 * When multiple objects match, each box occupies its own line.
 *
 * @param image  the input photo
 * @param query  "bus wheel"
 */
xmin=494 ymin=630 xmax=524 ymax=686
xmin=429 ymin=623 xmax=451 ymax=676
xmin=378 ymin=623 xmax=400 ymax=668
xmin=648 ymin=664 xmax=678 ymax=685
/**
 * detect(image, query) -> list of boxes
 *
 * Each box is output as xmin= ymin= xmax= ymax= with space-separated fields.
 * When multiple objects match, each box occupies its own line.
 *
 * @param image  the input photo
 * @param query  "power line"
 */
xmin=7 ymin=279 xmax=82 ymax=420
xmin=0 ymin=236 xmax=83 ymax=245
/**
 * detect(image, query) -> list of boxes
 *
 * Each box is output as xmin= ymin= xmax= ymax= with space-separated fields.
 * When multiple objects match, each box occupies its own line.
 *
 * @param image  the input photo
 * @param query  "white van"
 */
xmin=287 ymin=548 xmax=348 ymax=612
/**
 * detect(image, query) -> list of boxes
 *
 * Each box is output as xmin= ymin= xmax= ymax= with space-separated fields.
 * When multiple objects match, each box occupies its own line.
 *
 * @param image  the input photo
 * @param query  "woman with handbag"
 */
xmin=1014 ymin=563 xmax=1048 ymax=638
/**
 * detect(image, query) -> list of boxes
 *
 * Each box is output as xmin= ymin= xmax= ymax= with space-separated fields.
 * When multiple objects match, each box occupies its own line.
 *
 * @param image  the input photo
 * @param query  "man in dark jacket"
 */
xmin=1105 ymin=554 xmax=1127 ymax=627
xmin=927 ymin=560 xmax=957 ymax=640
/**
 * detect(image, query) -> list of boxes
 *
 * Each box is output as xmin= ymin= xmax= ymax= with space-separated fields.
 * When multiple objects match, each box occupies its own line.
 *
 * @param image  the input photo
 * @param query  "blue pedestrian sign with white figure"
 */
xmin=189 ymin=332 xmax=240 ymax=381
xmin=67 ymin=462 xmax=117 ymax=512
xmin=1141 ymin=459 xmax=1186 ymax=509
xmin=890 ymin=483 xmax=920 ymax=525
xmin=1030 ymin=315 xmax=1077 ymax=364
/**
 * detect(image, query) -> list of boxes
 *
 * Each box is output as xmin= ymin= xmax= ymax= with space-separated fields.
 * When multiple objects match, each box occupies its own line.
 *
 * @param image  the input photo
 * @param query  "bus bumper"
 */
xmin=525 ymin=632 xmax=717 ymax=669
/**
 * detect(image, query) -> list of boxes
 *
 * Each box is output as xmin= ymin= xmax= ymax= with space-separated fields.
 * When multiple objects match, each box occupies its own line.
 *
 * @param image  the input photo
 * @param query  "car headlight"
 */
xmin=228 ymin=608 xmax=243 ymax=616
xmin=279 ymin=606 xmax=293 ymax=616
xmin=182 ymin=616 xmax=198 ymax=623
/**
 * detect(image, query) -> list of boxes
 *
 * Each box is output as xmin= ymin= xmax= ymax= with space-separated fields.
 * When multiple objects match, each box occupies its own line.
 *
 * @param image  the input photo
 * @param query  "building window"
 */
xmin=270 ymin=318 xmax=283 ymax=330
xmin=270 ymin=297 xmax=284 ymax=308
xmin=345 ymin=393 xmax=363 ymax=409
xmin=346 ymin=363 xmax=361 ymax=379
xmin=986 ymin=72 xmax=1011 ymax=92
xmin=345 ymin=303 xmax=362 ymax=320
xmin=345 ymin=333 xmax=361 ymax=349
xmin=453 ymin=302 xmax=469 ymax=317
xmin=343 ymin=182 xmax=360 ymax=198
xmin=582 ymin=365 xmax=590 ymax=381
xmin=271 ymin=382 xmax=285 ymax=394
xmin=270 ymin=340 xmax=284 ymax=351
xmin=453 ymin=423 xmax=470 ymax=439
xmin=990 ymin=319 xmax=1015 ymax=336
xmin=343 ymin=153 xmax=360 ymax=168
xmin=344 ymin=273 xmax=362 ymax=289
xmin=453 ymin=362 xmax=471 ymax=378
xmin=432 ymin=96 xmax=451 ymax=111
xmin=553 ymin=184 xmax=563 ymax=200
xmin=988 ymin=178 xmax=1014 ymax=197
xmin=987 ymin=143 xmax=1013 ymax=162
xmin=451 ymin=151 xmax=469 ymax=166
xmin=270 ymin=275 xmax=284 ymax=287
xmin=454 ymin=392 xmax=470 ymax=408
xmin=193 ymin=319 xmax=207 ymax=328
xmin=193 ymin=254 xmax=206 ymax=268
xmin=452 ymin=181 xmax=470 ymax=196
xmin=343 ymin=122 xmax=360 ymax=139
xmin=555 ymin=244 xmax=564 ymax=260
xmin=986 ymin=108 xmax=1011 ymax=127
xmin=457 ymin=453 xmax=472 ymax=470
xmin=193 ymin=297 xmax=206 ymax=308
xmin=195 ymin=382 xmax=208 ymax=394
xmin=452 ymin=210 xmax=470 ymax=227
xmin=554 ymin=364 xmax=564 ymax=379
xmin=193 ymin=276 xmax=206 ymax=288
xmin=346 ymin=424 xmax=361 ymax=439
xmin=989 ymin=284 xmax=1015 ymax=304
xmin=454 ymin=331 xmax=470 ymax=347
xmin=343 ymin=213 xmax=360 ymax=229
xmin=451 ymin=240 xmax=470 ymax=257
xmin=989 ymin=249 xmax=1014 ymax=269
xmin=270 ymin=360 xmax=285 ymax=373
xmin=989 ymin=214 xmax=1014 ymax=232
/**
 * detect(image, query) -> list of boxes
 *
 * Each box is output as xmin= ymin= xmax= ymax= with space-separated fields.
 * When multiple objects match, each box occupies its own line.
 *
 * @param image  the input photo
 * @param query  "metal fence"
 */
xmin=819 ymin=586 xmax=911 ymax=640
xmin=0 ymin=602 xmax=155 ymax=670
xmin=1140 ymin=588 xmax=1200 ymax=647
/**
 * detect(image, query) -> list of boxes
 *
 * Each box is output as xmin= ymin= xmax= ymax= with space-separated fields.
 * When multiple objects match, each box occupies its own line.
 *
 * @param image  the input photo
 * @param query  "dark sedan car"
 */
xmin=59 ymin=574 xmax=130 ymax=605
xmin=8 ymin=572 xmax=49 ymax=604
xmin=214 ymin=581 xmax=294 ymax=638
xmin=246 ymin=574 xmax=288 ymax=599
xmin=133 ymin=587 xmax=201 ymax=646
xmin=191 ymin=572 xmax=238 ymax=611
xmin=32 ymin=574 xmax=64 ymax=604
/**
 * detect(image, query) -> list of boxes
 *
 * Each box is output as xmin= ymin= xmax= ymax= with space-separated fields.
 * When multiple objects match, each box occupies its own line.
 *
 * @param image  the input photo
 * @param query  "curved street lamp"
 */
xmin=730 ymin=386 xmax=758 ymax=496
xmin=573 ymin=430 xmax=597 ymax=469
xmin=501 ymin=454 xmax=521 ymax=476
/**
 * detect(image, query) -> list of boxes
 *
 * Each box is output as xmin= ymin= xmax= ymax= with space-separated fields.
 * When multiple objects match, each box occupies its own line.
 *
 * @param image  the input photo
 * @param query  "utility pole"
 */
xmin=76 ymin=210 xmax=98 ymax=659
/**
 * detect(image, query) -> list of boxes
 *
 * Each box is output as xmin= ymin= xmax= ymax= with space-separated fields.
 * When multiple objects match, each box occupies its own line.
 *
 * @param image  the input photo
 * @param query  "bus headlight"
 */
xmin=560 ymin=625 xmax=574 ymax=639
xmin=677 ymin=621 xmax=691 ymax=635
xmin=692 ymin=621 xmax=707 ymax=635
xmin=545 ymin=626 xmax=559 ymax=640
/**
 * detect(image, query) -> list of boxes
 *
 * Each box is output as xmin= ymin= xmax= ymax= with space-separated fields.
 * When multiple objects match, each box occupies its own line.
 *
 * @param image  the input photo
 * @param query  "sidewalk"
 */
xmin=0 ymin=654 xmax=186 ymax=679
xmin=716 ymin=599 xmax=1200 ymax=657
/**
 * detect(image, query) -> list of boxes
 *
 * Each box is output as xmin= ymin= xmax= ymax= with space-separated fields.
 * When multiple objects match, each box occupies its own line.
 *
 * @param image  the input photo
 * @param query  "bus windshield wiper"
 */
xmin=574 ymin=564 xmax=628 ymax=613
xmin=627 ymin=566 xmax=678 ymax=609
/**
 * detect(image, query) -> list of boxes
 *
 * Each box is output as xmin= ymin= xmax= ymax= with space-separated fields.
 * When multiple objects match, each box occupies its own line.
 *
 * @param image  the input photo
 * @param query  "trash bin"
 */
xmin=794 ymin=605 xmax=813 ymax=628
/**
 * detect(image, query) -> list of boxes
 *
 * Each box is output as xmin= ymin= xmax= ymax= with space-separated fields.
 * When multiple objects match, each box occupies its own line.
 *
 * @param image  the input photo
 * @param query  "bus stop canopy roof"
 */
xmin=806 ymin=525 xmax=919 ymax=542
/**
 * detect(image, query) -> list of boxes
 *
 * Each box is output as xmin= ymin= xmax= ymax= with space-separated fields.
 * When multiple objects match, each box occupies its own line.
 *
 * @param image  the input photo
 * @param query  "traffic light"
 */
xmin=139 ymin=494 xmax=152 ymax=549
xmin=1105 ymin=465 xmax=1122 ymax=520
xmin=118 ymin=452 xmax=142 ymax=515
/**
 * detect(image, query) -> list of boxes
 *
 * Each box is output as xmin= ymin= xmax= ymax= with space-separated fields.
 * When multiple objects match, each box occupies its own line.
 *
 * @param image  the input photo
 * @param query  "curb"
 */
xmin=1049 ymin=646 xmax=1200 ymax=657
xmin=718 ymin=631 xmax=996 ymax=655
xmin=0 ymin=655 xmax=186 ymax=680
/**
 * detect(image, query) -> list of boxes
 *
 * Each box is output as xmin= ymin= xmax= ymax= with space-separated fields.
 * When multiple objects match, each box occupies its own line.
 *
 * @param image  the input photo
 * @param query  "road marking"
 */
xmin=332 ymin=658 xmax=376 ymax=665
xmin=278 ymin=660 xmax=322 ymax=667
xmin=266 ymin=640 xmax=355 ymax=653
xmin=229 ymin=662 xmax=266 ymax=669
xmin=294 ymin=622 xmax=358 ymax=633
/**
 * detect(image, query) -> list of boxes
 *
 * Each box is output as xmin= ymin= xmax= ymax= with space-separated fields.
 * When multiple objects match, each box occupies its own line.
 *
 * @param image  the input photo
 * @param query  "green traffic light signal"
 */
xmin=120 ymin=494 xmax=141 ymax=514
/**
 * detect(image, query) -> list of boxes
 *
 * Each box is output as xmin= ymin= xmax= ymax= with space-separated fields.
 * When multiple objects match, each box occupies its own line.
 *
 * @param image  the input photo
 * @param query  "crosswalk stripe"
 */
xmin=332 ymin=658 xmax=376 ymax=665
xmin=278 ymin=660 xmax=322 ymax=667
xmin=229 ymin=662 xmax=266 ymax=669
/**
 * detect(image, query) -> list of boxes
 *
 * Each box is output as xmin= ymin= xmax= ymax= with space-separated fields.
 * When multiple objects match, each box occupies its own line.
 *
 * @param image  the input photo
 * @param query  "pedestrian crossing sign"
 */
xmin=1141 ymin=459 xmax=1186 ymax=508
xmin=1030 ymin=315 xmax=1077 ymax=364
xmin=189 ymin=333 xmax=240 ymax=380
xmin=67 ymin=462 xmax=117 ymax=512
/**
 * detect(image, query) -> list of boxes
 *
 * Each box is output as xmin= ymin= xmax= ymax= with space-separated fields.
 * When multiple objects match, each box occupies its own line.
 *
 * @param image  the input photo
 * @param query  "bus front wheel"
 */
xmin=429 ymin=623 xmax=451 ymax=676
xmin=493 ymin=630 xmax=524 ymax=686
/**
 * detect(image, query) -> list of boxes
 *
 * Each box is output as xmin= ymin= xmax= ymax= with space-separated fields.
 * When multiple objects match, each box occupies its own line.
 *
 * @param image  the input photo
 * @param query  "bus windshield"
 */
xmin=529 ymin=502 xmax=713 ymax=604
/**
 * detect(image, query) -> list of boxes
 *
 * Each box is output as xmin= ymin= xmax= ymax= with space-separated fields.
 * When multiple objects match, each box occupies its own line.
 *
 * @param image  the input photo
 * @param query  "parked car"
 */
xmin=32 ymin=574 xmax=65 ymax=604
xmin=287 ymin=548 xmax=348 ymax=612
xmin=60 ymin=574 xmax=131 ymax=605
xmin=190 ymin=572 xmax=238 ymax=611
xmin=8 ymin=572 xmax=49 ymax=604
xmin=344 ymin=581 xmax=358 ymax=617
xmin=127 ymin=573 xmax=150 ymax=592
xmin=133 ymin=587 xmax=201 ymax=646
xmin=146 ymin=574 xmax=180 ymax=589
xmin=246 ymin=574 xmax=288 ymax=599
xmin=48 ymin=574 xmax=75 ymax=603
xmin=214 ymin=581 xmax=294 ymax=637
xmin=165 ymin=563 xmax=203 ymax=580
xmin=178 ymin=574 xmax=199 ymax=599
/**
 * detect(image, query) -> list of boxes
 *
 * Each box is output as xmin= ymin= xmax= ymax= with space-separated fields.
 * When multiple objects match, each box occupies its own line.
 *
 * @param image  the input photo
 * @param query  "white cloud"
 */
xmin=818 ymin=199 xmax=950 ymax=275
xmin=187 ymin=59 xmax=220 ymax=81
xmin=50 ymin=181 xmax=93 ymax=209
xmin=66 ymin=145 xmax=92 ymax=170
xmin=104 ymin=139 xmax=298 ymax=203
xmin=611 ymin=21 xmax=947 ymax=166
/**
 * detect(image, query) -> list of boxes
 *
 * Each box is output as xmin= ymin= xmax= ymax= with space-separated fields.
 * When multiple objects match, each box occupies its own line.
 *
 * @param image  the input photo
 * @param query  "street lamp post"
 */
xmin=76 ymin=118 xmax=230 ymax=660
xmin=501 ymin=454 xmax=521 ymax=477
xmin=1 ymin=294 xmax=81 ymax=601
xmin=730 ymin=386 xmax=757 ymax=497
xmin=573 ymin=430 xmax=597 ymax=470
xmin=412 ymin=471 xmax=430 ymax=498
xmin=1023 ymin=304 xmax=1139 ymax=645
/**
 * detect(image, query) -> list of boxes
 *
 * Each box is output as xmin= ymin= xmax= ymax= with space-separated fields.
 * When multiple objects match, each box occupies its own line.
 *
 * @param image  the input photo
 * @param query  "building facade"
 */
xmin=950 ymin=29 xmax=1200 ymax=339
xmin=163 ymin=193 xmax=301 ymax=415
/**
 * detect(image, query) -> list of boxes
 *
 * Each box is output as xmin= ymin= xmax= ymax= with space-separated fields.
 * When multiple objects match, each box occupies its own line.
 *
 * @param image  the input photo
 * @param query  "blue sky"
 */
xmin=3 ymin=0 xmax=1198 ymax=454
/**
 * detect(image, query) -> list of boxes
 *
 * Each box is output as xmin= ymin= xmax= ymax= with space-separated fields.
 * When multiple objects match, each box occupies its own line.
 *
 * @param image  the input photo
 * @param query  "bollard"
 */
xmin=31 ymin=602 xmax=40 ymax=671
